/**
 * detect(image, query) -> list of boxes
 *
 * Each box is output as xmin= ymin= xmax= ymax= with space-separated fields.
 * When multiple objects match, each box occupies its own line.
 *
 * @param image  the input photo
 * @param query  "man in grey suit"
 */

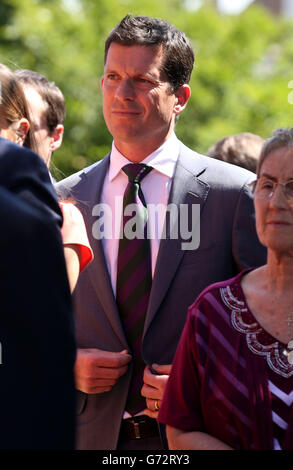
xmin=57 ymin=15 xmax=266 ymax=450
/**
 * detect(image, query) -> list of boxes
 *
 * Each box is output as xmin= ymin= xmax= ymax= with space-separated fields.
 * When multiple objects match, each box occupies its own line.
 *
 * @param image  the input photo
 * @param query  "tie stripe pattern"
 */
xmin=116 ymin=163 xmax=152 ymax=415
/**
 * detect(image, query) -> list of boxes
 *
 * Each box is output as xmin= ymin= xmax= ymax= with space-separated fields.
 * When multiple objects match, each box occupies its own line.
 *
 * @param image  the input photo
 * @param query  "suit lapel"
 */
xmin=83 ymin=155 xmax=128 ymax=345
xmin=144 ymin=144 xmax=210 ymax=334
xmin=80 ymin=145 xmax=210 ymax=342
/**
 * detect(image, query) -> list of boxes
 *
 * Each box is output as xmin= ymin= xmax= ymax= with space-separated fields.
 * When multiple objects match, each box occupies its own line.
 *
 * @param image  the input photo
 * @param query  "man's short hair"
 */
xmin=14 ymin=69 xmax=66 ymax=133
xmin=104 ymin=15 xmax=194 ymax=93
xmin=207 ymin=132 xmax=265 ymax=173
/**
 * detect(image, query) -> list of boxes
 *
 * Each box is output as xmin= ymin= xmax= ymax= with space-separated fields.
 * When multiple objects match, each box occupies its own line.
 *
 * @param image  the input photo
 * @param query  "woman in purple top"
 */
xmin=158 ymin=127 xmax=293 ymax=450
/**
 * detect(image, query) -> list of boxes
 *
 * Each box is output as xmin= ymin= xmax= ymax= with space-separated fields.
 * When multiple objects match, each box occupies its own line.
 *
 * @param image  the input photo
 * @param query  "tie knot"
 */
xmin=122 ymin=163 xmax=152 ymax=184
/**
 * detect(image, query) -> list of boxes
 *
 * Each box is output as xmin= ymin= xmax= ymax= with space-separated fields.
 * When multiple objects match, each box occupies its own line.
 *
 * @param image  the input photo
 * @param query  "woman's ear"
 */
xmin=14 ymin=118 xmax=30 ymax=146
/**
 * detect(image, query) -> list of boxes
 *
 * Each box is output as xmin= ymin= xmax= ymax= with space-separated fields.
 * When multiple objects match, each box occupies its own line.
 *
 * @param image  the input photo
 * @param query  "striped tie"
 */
xmin=116 ymin=163 xmax=152 ymax=415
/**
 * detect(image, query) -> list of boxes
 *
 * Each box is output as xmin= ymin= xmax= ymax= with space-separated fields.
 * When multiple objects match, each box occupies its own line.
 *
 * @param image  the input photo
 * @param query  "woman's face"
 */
xmin=254 ymin=147 xmax=293 ymax=254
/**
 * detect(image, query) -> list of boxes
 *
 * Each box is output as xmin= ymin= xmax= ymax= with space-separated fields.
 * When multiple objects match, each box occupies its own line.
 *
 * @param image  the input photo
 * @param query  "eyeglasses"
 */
xmin=248 ymin=178 xmax=293 ymax=201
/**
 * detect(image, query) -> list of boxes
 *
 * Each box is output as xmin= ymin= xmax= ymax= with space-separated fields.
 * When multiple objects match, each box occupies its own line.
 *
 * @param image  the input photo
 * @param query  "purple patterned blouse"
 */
xmin=158 ymin=271 xmax=293 ymax=450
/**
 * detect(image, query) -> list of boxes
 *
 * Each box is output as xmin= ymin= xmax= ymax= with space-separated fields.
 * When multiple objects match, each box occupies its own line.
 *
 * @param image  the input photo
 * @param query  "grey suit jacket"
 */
xmin=57 ymin=141 xmax=266 ymax=449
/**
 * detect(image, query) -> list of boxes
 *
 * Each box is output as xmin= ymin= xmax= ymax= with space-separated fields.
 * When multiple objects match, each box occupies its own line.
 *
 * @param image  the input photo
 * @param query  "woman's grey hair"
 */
xmin=257 ymin=127 xmax=293 ymax=176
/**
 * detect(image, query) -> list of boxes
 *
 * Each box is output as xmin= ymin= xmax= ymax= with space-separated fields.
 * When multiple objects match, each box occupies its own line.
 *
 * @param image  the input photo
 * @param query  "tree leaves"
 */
xmin=0 ymin=1 xmax=292 ymax=176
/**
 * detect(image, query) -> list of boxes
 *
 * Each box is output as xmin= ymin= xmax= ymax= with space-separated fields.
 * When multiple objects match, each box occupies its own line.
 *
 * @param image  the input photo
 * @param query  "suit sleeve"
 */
xmin=0 ymin=138 xmax=63 ymax=229
xmin=0 ymin=142 xmax=76 ymax=449
xmin=232 ymin=182 xmax=267 ymax=270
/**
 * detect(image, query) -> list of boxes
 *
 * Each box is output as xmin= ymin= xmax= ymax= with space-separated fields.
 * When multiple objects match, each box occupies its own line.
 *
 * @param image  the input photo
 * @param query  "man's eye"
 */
xmin=137 ymin=78 xmax=151 ymax=84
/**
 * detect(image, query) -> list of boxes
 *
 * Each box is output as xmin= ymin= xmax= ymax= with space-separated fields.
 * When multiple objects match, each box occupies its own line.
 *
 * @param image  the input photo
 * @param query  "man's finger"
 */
xmin=86 ymin=385 xmax=113 ymax=394
xmin=151 ymin=363 xmax=172 ymax=375
xmin=94 ymin=365 xmax=129 ymax=379
xmin=92 ymin=349 xmax=132 ymax=368
xmin=143 ymin=366 xmax=169 ymax=387
xmin=141 ymin=383 xmax=158 ymax=399
xmin=82 ymin=377 xmax=117 ymax=387
xmin=143 ymin=365 xmax=158 ymax=386
xmin=76 ymin=349 xmax=132 ymax=377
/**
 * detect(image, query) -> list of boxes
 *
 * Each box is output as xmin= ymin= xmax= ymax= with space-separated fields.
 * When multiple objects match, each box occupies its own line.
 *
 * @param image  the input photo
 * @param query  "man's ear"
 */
xmin=174 ymin=85 xmax=191 ymax=116
xmin=50 ymin=124 xmax=64 ymax=152
xmin=14 ymin=118 xmax=30 ymax=146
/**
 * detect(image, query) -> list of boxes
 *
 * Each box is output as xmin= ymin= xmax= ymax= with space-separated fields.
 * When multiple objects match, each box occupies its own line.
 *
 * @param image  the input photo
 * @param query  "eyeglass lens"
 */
xmin=255 ymin=179 xmax=293 ymax=199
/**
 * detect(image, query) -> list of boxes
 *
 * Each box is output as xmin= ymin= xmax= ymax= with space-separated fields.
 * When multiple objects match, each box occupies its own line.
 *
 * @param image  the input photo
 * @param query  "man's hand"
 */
xmin=141 ymin=363 xmax=172 ymax=419
xmin=74 ymin=348 xmax=131 ymax=394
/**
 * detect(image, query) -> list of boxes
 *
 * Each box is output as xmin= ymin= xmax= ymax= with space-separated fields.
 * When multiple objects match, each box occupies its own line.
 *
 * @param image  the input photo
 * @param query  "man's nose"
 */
xmin=114 ymin=78 xmax=135 ymax=100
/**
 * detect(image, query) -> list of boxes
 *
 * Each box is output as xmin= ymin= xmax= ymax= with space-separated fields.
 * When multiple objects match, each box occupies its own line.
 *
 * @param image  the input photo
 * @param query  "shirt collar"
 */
xmin=108 ymin=132 xmax=179 ymax=182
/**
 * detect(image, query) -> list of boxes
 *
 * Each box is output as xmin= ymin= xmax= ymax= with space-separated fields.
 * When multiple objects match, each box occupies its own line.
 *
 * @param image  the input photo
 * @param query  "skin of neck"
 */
xmin=262 ymin=249 xmax=293 ymax=296
xmin=114 ymin=121 xmax=175 ymax=162
xmin=44 ymin=152 xmax=52 ymax=168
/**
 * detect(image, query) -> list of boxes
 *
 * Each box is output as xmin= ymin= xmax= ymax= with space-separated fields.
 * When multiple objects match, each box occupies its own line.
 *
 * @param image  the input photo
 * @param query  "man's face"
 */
xmin=101 ymin=43 xmax=180 ymax=160
xmin=22 ymin=86 xmax=54 ymax=165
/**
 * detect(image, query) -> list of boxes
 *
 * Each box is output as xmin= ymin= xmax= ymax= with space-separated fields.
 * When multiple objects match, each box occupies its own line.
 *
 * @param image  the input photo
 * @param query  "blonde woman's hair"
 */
xmin=0 ymin=63 xmax=37 ymax=153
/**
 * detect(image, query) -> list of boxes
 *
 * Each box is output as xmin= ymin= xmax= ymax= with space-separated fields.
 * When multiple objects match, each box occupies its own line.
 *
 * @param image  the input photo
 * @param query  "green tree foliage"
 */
xmin=0 ymin=0 xmax=293 ymax=176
